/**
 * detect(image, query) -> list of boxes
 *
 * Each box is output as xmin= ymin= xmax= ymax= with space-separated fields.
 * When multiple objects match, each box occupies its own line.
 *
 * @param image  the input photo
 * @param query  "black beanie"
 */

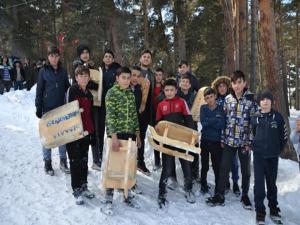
xmin=258 ymin=90 xmax=274 ymax=103
xmin=77 ymin=44 xmax=90 ymax=57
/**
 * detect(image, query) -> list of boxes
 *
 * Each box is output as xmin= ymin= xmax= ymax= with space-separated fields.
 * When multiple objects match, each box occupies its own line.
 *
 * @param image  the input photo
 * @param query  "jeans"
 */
xmin=14 ymin=81 xmax=23 ymax=90
xmin=42 ymin=145 xmax=67 ymax=161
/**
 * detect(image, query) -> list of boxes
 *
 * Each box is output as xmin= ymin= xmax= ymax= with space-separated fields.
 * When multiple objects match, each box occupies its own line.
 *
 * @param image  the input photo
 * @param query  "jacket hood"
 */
xmin=211 ymin=76 xmax=231 ymax=93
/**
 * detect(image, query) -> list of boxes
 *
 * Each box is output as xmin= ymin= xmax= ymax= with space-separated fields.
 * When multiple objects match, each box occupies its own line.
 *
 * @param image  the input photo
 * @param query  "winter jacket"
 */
xmin=11 ymin=67 xmax=25 ymax=82
xmin=251 ymin=109 xmax=287 ymax=158
xmin=177 ymin=89 xmax=196 ymax=109
xmin=211 ymin=76 xmax=231 ymax=107
xmin=221 ymin=89 xmax=257 ymax=148
xmin=200 ymin=104 xmax=225 ymax=142
xmin=105 ymin=84 xmax=139 ymax=136
xmin=67 ymin=84 xmax=94 ymax=134
xmin=156 ymin=96 xmax=195 ymax=130
xmin=0 ymin=64 xmax=12 ymax=81
xmin=176 ymin=72 xmax=200 ymax=93
xmin=130 ymin=84 xmax=142 ymax=112
xmin=35 ymin=63 xmax=70 ymax=113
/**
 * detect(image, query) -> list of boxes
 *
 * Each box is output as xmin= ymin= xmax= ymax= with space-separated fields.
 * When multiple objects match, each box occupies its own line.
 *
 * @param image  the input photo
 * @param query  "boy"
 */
xmin=35 ymin=46 xmax=70 ymax=176
xmin=155 ymin=79 xmax=196 ymax=208
xmin=66 ymin=65 xmax=95 ymax=205
xmin=199 ymin=88 xmax=225 ymax=194
xmin=176 ymin=60 xmax=200 ymax=93
xmin=207 ymin=70 xmax=256 ymax=209
xmin=102 ymin=66 xmax=141 ymax=214
xmin=251 ymin=90 xmax=287 ymax=225
xmin=212 ymin=76 xmax=240 ymax=195
xmin=0 ymin=56 xmax=12 ymax=94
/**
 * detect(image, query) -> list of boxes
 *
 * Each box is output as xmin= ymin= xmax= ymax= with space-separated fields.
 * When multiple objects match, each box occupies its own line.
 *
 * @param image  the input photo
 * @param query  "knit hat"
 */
xmin=258 ymin=90 xmax=274 ymax=103
xmin=77 ymin=44 xmax=90 ymax=57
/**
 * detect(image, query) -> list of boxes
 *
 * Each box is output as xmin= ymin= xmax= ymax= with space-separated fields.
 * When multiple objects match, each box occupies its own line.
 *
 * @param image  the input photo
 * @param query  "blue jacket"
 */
xmin=221 ymin=90 xmax=257 ymax=148
xmin=35 ymin=63 xmax=70 ymax=113
xmin=101 ymin=62 xmax=121 ymax=103
xmin=200 ymin=104 xmax=225 ymax=141
xmin=251 ymin=109 xmax=288 ymax=158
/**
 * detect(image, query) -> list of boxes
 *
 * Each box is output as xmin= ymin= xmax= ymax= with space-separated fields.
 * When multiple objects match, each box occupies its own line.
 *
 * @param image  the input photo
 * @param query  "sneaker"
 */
xmin=256 ymin=211 xmax=266 ymax=225
xmin=60 ymin=158 xmax=70 ymax=174
xmin=270 ymin=206 xmax=282 ymax=224
xmin=200 ymin=184 xmax=210 ymax=194
xmin=73 ymin=188 xmax=84 ymax=205
xmin=131 ymin=184 xmax=142 ymax=195
xmin=44 ymin=160 xmax=54 ymax=176
xmin=81 ymin=184 xmax=95 ymax=199
xmin=100 ymin=200 xmax=113 ymax=215
xmin=137 ymin=162 xmax=151 ymax=176
xmin=158 ymin=193 xmax=168 ymax=209
xmin=91 ymin=162 xmax=101 ymax=171
xmin=185 ymin=191 xmax=196 ymax=204
xmin=167 ymin=178 xmax=178 ymax=191
xmin=206 ymin=194 xmax=225 ymax=207
xmin=124 ymin=195 xmax=140 ymax=209
xmin=233 ymin=182 xmax=241 ymax=196
xmin=241 ymin=195 xmax=252 ymax=210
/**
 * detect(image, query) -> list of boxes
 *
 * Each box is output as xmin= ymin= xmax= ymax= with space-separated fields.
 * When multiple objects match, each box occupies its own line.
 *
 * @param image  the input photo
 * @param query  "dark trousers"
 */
xmin=217 ymin=145 xmax=251 ymax=196
xmin=138 ymin=110 xmax=149 ymax=165
xmin=191 ymin=152 xmax=199 ymax=180
xmin=154 ymin=149 xmax=161 ymax=166
xmin=91 ymin=106 xmax=105 ymax=164
xmin=254 ymin=154 xmax=279 ymax=213
xmin=200 ymin=139 xmax=222 ymax=191
xmin=159 ymin=153 xmax=192 ymax=194
xmin=66 ymin=136 xmax=89 ymax=190
xmin=3 ymin=80 xmax=12 ymax=92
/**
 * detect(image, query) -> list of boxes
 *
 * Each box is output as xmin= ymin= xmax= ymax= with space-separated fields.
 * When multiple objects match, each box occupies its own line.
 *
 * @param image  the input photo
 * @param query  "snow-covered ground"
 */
xmin=0 ymin=89 xmax=300 ymax=225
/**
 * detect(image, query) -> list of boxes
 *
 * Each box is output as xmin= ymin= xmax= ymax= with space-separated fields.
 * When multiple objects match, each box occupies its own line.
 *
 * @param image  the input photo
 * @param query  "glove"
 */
xmin=36 ymin=107 xmax=43 ymax=119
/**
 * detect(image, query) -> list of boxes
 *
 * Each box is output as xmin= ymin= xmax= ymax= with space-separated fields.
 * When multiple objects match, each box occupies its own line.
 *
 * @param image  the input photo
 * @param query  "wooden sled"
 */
xmin=38 ymin=100 xmax=88 ymax=149
xmin=102 ymin=138 xmax=137 ymax=199
xmin=89 ymin=68 xmax=103 ymax=107
xmin=191 ymin=86 xmax=208 ymax=122
xmin=148 ymin=121 xmax=201 ymax=162
xmin=139 ymin=77 xmax=150 ymax=113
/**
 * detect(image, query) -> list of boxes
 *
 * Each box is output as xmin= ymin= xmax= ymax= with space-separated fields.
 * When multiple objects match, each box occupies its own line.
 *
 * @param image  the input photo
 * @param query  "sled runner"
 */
xmin=89 ymin=68 xmax=103 ymax=107
xmin=102 ymin=138 xmax=137 ymax=198
xmin=191 ymin=87 xmax=208 ymax=122
xmin=139 ymin=77 xmax=150 ymax=113
xmin=38 ymin=100 xmax=88 ymax=149
xmin=148 ymin=121 xmax=201 ymax=162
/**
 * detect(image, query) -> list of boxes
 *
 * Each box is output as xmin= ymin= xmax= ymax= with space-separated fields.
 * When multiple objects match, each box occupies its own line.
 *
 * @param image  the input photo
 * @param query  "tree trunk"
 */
xmin=221 ymin=0 xmax=236 ymax=74
xmin=142 ymin=0 xmax=150 ymax=49
xmin=296 ymin=4 xmax=300 ymax=110
xmin=250 ymin=0 xmax=258 ymax=92
xmin=174 ymin=0 xmax=187 ymax=63
xmin=259 ymin=0 xmax=297 ymax=161
xmin=52 ymin=0 xmax=57 ymax=46
xmin=239 ymin=0 xmax=248 ymax=75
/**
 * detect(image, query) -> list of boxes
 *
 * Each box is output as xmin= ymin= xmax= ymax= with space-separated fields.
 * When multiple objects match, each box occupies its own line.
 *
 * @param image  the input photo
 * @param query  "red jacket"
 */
xmin=156 ymin=96 xmax=195 ymax=129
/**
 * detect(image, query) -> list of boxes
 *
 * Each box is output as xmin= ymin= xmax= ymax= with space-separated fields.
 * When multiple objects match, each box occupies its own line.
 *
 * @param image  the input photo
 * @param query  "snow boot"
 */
xmin=256 ymin=211 xmax=266 ymax=225
xmin=73 ymin=188 xmax=84 ymax=205
xmin=124 ymin=193 xmax=140 ymax=209
xmin=137 ymin=162 xmax=151 ymax=176
xmin=158 ymin=193 xmax=168 ymax=209
xmin=91 ymin=162 xmax=101 ymax=171
xmin=60 ymin=158 xmax=70 ymax=174
xmin=206 ymin=194 xmax=225 ymax=207
xmin=167 ymin=177 xmax=178 ymax=191
xmin=233 ymin=182 xmax=241 ymax=196
xmin=185 ymin=190 xmax=196 ymax=204
xmin=44 ymin=160 xmax=54 ymax=176
xmin=81 ymin=184 xmax=95 ymax=199
xmin=240 ymin=195 xmax=252 ymax=210
xmin=270 ymin=207 xmax=282 ymax=224
xmin=200 ymin=184 xmax=210 ymax=194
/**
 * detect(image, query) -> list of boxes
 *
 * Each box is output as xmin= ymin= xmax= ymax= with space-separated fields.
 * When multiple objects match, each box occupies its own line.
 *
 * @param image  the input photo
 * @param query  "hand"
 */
xmin=111 ymin=134 xmax=120 ymax=152
xmin=36 ymin=107 xmax=42 ymax=119
xmin=136 ymin=134 xmax=141 ymax=149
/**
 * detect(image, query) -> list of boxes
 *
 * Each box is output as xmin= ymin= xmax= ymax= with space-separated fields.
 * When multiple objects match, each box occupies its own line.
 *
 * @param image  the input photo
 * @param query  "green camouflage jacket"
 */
xmin=105 ymin=84 xmax=139 ymax=136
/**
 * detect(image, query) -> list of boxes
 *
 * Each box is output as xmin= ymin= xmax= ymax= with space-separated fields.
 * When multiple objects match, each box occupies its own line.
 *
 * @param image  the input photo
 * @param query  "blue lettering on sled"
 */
xmin=46 ymin=111 xmax=80 ymax=127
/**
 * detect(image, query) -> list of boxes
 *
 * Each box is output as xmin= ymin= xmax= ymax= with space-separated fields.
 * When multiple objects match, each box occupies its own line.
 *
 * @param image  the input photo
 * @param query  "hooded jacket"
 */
xmin=211 ymin=75 xmax=231 ymax=106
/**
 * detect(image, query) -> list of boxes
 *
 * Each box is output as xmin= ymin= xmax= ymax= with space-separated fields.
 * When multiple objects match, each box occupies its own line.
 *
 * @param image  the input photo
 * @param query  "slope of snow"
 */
xmin=0 ymin=89 xmax=300 ymax=225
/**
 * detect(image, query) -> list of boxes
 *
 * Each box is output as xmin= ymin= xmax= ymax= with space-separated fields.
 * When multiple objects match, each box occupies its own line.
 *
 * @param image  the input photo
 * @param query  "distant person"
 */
xmin=12 ymin=60 xmax=25 ymax=90
xmin=0 ymin=56 xmax=12 ymax=93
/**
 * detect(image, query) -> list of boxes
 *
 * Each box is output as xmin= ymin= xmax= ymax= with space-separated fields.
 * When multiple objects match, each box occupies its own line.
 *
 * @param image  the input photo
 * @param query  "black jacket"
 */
xmin=11 ymin=67 xmax=25 ymax=81
xmin=251 ymin=109 xmax=288 ymax=158
xmin=35 ymin=63 xmax=70 ymax=113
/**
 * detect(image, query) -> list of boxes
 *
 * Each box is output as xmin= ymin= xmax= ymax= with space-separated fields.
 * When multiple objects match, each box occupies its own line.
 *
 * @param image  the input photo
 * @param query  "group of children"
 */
xmin=36 ymin=45 xmax=289 ymax=224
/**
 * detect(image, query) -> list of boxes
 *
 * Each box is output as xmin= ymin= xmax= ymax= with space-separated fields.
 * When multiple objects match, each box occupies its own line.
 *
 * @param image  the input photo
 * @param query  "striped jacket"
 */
xmin=105 ymin=84 xmax=139 ymax=136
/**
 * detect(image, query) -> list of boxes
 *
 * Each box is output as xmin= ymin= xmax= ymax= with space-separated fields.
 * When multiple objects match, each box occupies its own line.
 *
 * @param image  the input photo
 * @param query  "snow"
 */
xmin=1 ymin=89 xmax=300 ymax=225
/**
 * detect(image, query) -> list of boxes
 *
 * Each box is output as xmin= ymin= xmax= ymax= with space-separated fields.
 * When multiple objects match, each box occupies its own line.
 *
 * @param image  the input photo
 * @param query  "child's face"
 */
xmin=179 ymin=78 xmax=191 ymax=91
xmin=231 ymin=78 xmax=246 ymax=96
xmin=116 ymin=73 xmax=131 ymax=89
xmin=164 ymin=85 xmax=177 ymax=99
xmin=103 ymin=53 xmax=114 ymax=66
xmin=80 ymin=50 xmax=90 ymax=62
xmin=75 ymin=72 xmax=90 ymax=88
xmin=140 ymin=53 xmax=152 ymax=67
xmin=48 ymin=53 xmax=60 ymax=67
xmin=131 ymin=69 xmax=141 ymax=86
xmin=217 ymin=83 xmax=228 ymax=96
xmin=260 ymin=98 xmax=272 ymax=112
xmin=155 ymin=71 xmax=163 ymax=83
xmin=178 ymin=64 xmax=189 ymax=75
xmin=204 ymin=93 xmax=216 ymax=107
